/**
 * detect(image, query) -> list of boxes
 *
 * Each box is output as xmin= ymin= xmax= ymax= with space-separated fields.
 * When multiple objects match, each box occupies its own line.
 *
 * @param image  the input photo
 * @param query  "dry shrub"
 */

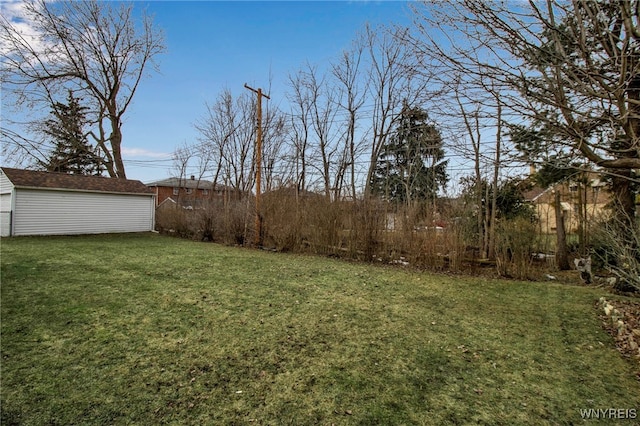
xmin=342 ymin=199 xmax=386 ymax=260
xmin=304 ymin=197 xmax=344 ymax=256
xmin=155 ymin=197 xmax=253 ymax=245
xmin=416 ymin=225 xmax=466 ymax=272
xmin=260 ymin=194 xmax=388 ymax=261
xmin=369 ymin=203 xmax=452 ymax=270
xmin=495 ymin=217 xmax=537 ymax=279
xmin=157 ymin=192 xmax=541 ymax=278
xmin=591 ymin=216 xmax=640 ymax=292
xmin=217 ymin=199 xmax=253 ymax=245
xmin=261 ymin=191 xmax=304 ymax=252
xmin=155 ymin=203 xmax=198 ymax=239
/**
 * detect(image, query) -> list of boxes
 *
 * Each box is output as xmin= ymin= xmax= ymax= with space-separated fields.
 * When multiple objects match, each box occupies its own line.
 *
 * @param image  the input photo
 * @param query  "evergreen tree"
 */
xmin=370 ymin=105 xmax=448 ymax=205
xmin=42 ymin=91 xmax=104 ymax=175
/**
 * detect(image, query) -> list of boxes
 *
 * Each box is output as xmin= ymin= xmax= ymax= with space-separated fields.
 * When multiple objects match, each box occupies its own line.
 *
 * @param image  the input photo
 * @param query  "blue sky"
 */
xmin=121 ymin=1 xmax=415 ymax=183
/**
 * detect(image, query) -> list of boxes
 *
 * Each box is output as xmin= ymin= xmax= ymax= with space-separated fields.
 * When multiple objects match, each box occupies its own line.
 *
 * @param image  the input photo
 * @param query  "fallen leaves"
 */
xmin=598 ymin=298 xmax=640 ymax=363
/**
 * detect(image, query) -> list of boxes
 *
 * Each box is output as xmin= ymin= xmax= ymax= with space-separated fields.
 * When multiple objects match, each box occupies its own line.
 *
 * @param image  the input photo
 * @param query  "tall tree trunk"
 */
xmin=349 ymin=114 xmax=357 ymax=200
xmin=577 ymin=175 xmax=586 ymax=256
xmin=482 ymin=182 xmax=491 ymax=259
xmin=488 ymin=99 xmax=501 ymax=260
xmin=554 ymin=190 xmax=570 ymax=270
xmin=109 ymin=125 xmax=126 ymax=179
xmin=611 ymin=170 xmax=636 ymax=230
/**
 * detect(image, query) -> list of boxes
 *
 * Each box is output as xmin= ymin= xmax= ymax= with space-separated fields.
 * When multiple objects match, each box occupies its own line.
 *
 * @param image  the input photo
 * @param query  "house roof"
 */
xmin=1 ymin=167 xmax=154 ymax=195
xmin=146 ymin=177 xmax=233 ymax=191
xmin=523 ymin=174 xmax=612 ymax=205
xmin=523 ymin=187 xmax=548 ymax=202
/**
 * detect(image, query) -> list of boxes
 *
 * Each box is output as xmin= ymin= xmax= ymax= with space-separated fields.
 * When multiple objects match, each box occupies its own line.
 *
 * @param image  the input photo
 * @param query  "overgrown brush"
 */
xmin=591 ymin=216 xmax=640 ymax=292
xmin=495 ymin=217 xmax=537 ymax=279
xmin=156 ymin=192 xmax=542 ymax=277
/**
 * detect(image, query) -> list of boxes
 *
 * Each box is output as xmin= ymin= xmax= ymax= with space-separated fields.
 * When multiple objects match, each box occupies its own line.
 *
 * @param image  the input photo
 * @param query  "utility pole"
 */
xmin=244 ymin=83 xmax=270 ymax=246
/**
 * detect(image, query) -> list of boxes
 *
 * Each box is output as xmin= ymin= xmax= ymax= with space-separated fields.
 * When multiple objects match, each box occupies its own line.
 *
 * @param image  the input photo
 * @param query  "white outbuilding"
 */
xmin=0 ymin=167 xmax=155 ymax=237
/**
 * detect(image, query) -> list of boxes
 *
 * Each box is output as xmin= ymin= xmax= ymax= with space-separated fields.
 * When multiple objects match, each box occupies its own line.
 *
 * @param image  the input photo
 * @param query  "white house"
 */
xmin=0 ymin=167 xmax=155 ymax=237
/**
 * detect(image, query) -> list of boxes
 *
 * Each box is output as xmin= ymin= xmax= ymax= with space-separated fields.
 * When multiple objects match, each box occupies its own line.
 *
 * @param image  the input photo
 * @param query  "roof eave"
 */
xmin=13 ymin=185 xmax=155 ymax=197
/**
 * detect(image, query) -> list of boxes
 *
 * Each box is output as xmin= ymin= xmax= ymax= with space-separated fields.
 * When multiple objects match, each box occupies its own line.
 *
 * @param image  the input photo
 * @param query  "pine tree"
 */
xmin=43 ymin=91 xmax=104 ymax=175
xmin=370 ymin=105 xmax=448 ymax=205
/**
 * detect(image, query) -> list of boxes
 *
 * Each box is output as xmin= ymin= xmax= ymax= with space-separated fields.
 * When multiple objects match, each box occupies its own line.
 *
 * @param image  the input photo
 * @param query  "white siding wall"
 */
xmin=0 ymin=193 xmax=11 ymax=211
xmin=0 ymin=171 xmax=13 ymax=196
xmin=0 ymin=209 xmax=11 ymax=237
xmin=0 ymin=171 xmax=14 ymax=236
xmin=13 ymin=189 xmax=154 ymax=236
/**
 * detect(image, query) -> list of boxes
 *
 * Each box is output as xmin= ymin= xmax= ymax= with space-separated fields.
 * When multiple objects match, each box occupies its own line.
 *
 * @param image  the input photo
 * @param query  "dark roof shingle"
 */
xmin=1 ymin=167 xmax=154 ymax=195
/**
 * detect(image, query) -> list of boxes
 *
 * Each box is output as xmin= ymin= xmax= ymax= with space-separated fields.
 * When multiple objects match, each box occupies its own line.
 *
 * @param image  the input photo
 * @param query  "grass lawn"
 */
xmin=1 ymin=233 xmax=639 ymax=425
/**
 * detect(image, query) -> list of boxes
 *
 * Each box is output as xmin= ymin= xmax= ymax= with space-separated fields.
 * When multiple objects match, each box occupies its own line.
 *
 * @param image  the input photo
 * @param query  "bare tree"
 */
xmin=170 ymin=143 xmax=193 ymax=205
xmin=194 ymin=90 xmax=241 ymax=191
xmin=294 ymin=63 xmax=344 ymax=200
xmin=1 ymin=0 xmax=164 ymax=178
xmin=331 ymin=41 xmax=368 ymax=200
xmin=287 ymin=70 xmax=313 ymax=194
xmin=195 ymin=90 xmax=256 ymax=197
xmin=406 ymin=0 xmax=640 ymax=222
xmin=487 ymin=87 xmax=502 ymax=260
xmin=261 ymin=102 xmax=288 ymax=192
xmin=362 ymin=24 xmax=427 ymax=198
xmin=231 ymin=92 xmax=259 ymax=196
xmin=451 ymin=78 xmax=487 ymax=255
xmin=194 ymin=87 xmax=287 ymax=199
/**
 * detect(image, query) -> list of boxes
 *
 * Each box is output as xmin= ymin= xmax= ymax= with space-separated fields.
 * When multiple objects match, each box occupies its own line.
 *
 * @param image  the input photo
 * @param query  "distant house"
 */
xmin=523 ymin=174 xmax=611 ymax=234
xmin=146 ymin=176 xmax=235 ymax=208
xmin=0 ymin=167 xmax=155 ymax=236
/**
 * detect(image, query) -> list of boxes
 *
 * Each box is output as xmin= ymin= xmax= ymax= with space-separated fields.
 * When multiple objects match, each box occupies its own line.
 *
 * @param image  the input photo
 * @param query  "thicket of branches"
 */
xmin=159 ymin=1 xmax=639 ymax=288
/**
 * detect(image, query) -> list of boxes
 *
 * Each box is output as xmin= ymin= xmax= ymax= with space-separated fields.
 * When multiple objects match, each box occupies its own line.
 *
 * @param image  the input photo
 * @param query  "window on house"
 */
xmin=185 ymin=188 xmax=193 ymax=195
xmin=202 ymin=189 xmax=209 ymax=196
xmin=172 ymin=187 xmax=179 ymax=195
